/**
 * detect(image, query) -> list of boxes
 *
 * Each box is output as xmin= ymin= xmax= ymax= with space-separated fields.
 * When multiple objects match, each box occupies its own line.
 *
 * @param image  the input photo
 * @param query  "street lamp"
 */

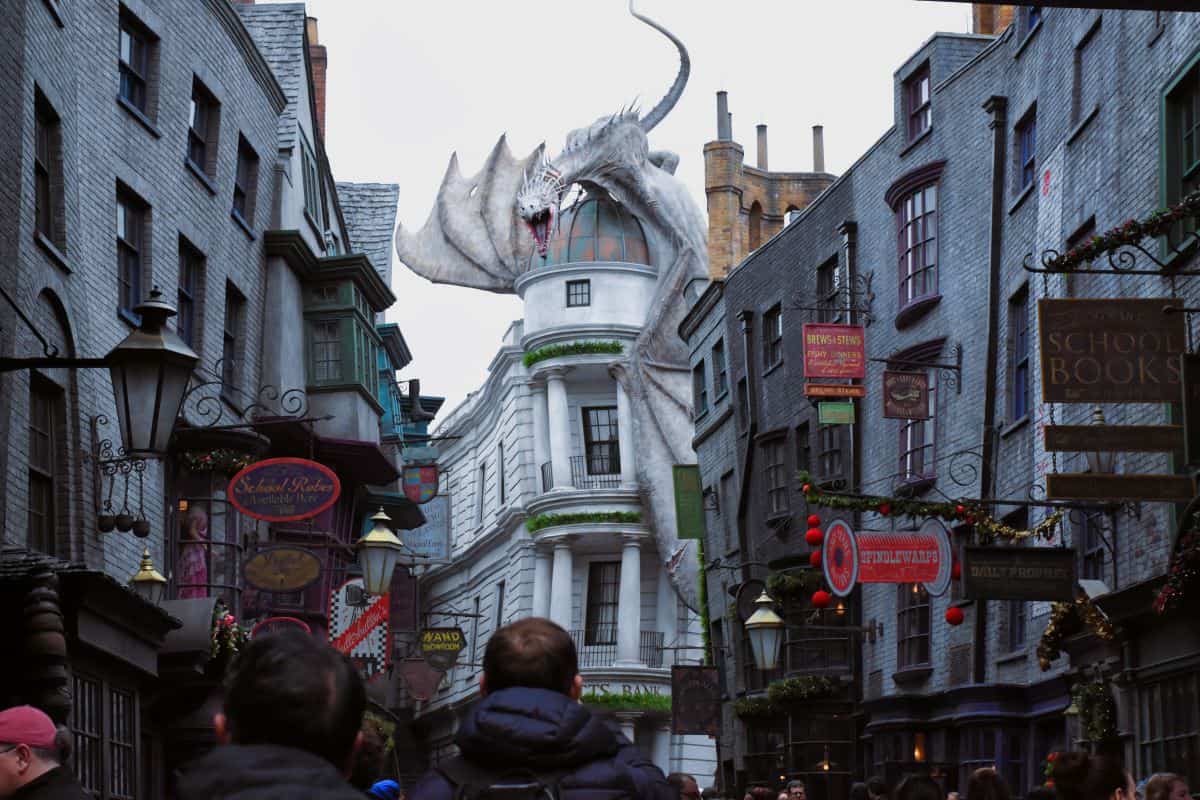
xmin=128 ymin=548 xmax=167 ymax=604
xmin=744 ymin=591 xmax=785 ymax=672
xmin=356 ymin=508 xmax=404 ymax=595
xmin=1085 ymin=406 xmax=1117 ymax=475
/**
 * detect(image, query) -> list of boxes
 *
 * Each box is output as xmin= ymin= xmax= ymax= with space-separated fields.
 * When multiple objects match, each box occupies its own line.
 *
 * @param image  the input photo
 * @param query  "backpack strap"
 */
xmin=436 ymin=756 xmax=576 ymax=800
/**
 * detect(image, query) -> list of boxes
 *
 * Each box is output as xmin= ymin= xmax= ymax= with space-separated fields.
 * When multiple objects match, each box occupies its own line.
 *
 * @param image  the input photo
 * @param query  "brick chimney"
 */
xmin=972 ymin=4 xmax=1016 ymax=36
xmin=306 ymin=16 xmax=328 ymax=139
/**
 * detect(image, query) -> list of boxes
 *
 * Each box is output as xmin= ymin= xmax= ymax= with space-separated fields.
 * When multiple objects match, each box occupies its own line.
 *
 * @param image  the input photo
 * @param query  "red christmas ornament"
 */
xmin=955 ymin=504 xmax=965 ymax=517
xmin=945 ymin=607 xmax=965 ymax=626
xmin=807 ymin=514 xmax=821 ymax=527
xmin=965 ymin=515 xmax=976 ymax=525
xmin=802 ymin=484 xmax=812 ymax=494
xmin=809 ymin=550 xmax=822 ymax=568
xmin=811 ymin=590 xmax=832 ymax=609
xmin=951 ymin=562 xmax=962 ymax=580
xmin=805 ymin=528 xmax=824 ymax=547
xmin=878 ymin=502 xmax=892 ymax=516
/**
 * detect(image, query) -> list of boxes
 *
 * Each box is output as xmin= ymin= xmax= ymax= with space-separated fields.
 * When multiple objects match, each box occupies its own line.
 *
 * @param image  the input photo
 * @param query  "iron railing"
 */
xmin=640 ymin=630 xmax=664 ymax=668
xmin=541 ymin=461 xmax=554 ymax=492
xmin=570 ymin=627 xmax=665 ymax=668
xmin=570 ymin=456 xmax=621 ymax=489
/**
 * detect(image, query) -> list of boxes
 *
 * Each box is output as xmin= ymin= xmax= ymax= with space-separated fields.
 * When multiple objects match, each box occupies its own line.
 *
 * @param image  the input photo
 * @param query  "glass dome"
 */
xmin=530 ymin=192 xmax=651 ymax=268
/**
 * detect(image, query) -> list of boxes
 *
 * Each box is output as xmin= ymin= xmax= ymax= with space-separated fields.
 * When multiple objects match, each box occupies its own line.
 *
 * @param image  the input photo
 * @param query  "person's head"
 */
xmin=480 ymin=617 xmax=582 ymax=699
xmin=215 ymin=630 xmax=366 ymax=775
xmin=1145 ymin=775 xmax=1189 ymax=800
xmin=869 ymin=777 xmax=890 ymax=800
xmin=0 ymin=706 xmax=61 ymax=796
xmin=788 ymin=780 xmax=807 ymax=800
xmin=851 ymin=783 xmax=870 ymax=800
xmin=1052 ymin=752 xmax=1133 ymax=800
xmin=749 ymin=787 xmax=775 ymax=800
xmin=896 ymin=775 xmax=944 ymax=800
xmin=778 ymin=792 xmax=789 ymax=800
xmin=669 ymin=773 xmax=701 ymax=800
xmin=969 ymin=768 xmax=1013 ymax=800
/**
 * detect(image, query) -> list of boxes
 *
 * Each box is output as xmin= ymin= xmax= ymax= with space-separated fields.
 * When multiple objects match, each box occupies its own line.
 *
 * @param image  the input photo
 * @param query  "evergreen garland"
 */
xmin=523 ymin=341 xmax=623 ymax=367
xmin=1037 ymin=596 xmax=1116 ymax=671
xmin=527 ymin=511 xmax=641 ymax=533
xmin=179 ymin=449 xmax=255 ymax=475
xmin=733 ymin=676 xmax=838 ymax=719
xmin=581 ymin=690 xmax=671 ymax=713
xmin=766 ymin=571 xmax=823 ymax=602
xmin=1043 ymin=189 xmax=1200 ymax=272
xmin=1073 ymin=680 xmax=1118 ymax=743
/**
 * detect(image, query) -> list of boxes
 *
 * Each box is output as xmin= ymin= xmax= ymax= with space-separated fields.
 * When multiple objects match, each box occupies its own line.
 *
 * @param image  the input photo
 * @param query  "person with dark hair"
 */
xmin=868 ymin=777 xmax=890 ymax=800
xmin=669 ymin=773 xmax=701 ymax=800
xmin=410 ymin=617 xmax=674 ymax=800
xmin=0 ymin=706 xmax=86 ymax=799
xmin=895 ymin=775 xmax=944 ymax=800
xmin=787 ymin=780 xmax=807 ymax=800
xmin=1050 ymin=752 xmax=1134 ymax=800
xmin=969 ymin=768 xmax=1013 ymax=800
xmin=1145 ymin=774 xmax=1189 ymax=800
xmin=177 ymin=629 xmax=368 ymax=799
xmin=850 ymin=782 xmax=870 ymax=800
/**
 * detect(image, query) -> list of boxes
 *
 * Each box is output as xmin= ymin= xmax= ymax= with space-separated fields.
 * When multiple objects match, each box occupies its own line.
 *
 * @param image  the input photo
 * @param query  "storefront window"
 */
xmin=172 ymin=470 xmax=249 ymax=615
xmin=1140 ymin=672 xmax=1200 ymax=785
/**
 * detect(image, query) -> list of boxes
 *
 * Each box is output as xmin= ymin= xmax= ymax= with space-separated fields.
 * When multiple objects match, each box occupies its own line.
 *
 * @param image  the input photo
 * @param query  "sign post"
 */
xmin=802 ymin=324 xmax=867 ymax=379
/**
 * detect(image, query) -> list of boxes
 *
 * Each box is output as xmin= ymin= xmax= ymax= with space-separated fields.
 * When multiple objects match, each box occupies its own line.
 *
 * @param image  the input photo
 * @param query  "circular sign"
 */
xmin=921 ymin=518 xmax=953 ymax=598
xmin=822 ymin=519 xmax=858 ymax=598
xmin=735 ymin=579 xmax=767 ymax=621
xmin=243 ymin=546 xmax=322 ymax=592
xmin=228 ymin=457 xmax=341 ymax=523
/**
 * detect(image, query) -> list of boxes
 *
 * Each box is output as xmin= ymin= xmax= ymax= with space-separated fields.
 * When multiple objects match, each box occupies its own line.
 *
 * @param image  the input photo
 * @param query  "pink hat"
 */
xmin=0 ymin=706 xmax=56 ymax=749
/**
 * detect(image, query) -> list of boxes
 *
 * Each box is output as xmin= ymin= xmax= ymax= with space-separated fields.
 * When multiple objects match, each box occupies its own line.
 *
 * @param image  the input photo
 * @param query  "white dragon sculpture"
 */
xmin=395 ymin=2 xmax=707 ymax=611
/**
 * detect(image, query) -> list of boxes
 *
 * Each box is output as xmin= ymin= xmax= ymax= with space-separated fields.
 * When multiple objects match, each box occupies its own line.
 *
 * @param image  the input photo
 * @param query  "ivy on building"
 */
xmin=527 ymin=511 xmax=641 ymax=533
xmin=732 ymin=676 xmax=837 ymax=719
xmin=522 ymin=341 xmax=623 ymax=367
xmin=1036 ymin=596 xmax=1116 ymax=671
xmin=581 ymin=690 xmax=671 ymax=713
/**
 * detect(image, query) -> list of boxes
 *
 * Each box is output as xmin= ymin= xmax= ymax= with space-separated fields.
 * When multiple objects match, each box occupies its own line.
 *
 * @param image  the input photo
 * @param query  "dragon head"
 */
xmin=517 ymin=157 xmax=564 ymax=257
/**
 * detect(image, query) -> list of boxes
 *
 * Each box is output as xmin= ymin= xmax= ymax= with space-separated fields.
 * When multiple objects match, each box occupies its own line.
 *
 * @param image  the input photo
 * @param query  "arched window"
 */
xmin=748 ymin=201 xmax=763 ymax=251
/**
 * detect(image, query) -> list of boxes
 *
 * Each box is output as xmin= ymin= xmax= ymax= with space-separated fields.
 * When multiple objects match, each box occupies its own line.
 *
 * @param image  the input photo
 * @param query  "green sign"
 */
xmin=672 ymin=465 xmax=705 ymax=540
xmin=818 ymin=401 xmax=856 ymax=425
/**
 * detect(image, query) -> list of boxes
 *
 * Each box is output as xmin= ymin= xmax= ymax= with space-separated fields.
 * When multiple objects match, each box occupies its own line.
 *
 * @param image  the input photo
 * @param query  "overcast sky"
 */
xmin=281 ymin=0 xmax=972 ymax=415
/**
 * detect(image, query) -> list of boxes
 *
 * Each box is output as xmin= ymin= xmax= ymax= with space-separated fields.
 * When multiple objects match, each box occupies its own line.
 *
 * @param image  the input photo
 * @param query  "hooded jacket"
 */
xmin=410 ymin=687 xmax=675 ymax=800
xmin=176 ymin=743 xmax=367 ymax=800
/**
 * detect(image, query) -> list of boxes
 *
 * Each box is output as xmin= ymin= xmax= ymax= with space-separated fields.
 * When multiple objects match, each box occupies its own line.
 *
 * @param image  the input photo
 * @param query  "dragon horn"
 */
xmin=629 ymin=0 xmax=689 ymax=133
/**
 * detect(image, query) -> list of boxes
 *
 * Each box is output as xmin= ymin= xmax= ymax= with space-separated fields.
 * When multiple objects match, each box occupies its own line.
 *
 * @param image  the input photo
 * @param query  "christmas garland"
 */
xmin=766 ymin=571 xmax=823 ymax=602
xmin=523 ymin=341 xmax=623 ymax=367
xmin=179 ymin=449 xmax=255 ymax=475
xmin=733 ymin=676 xmax=837 ymax=719
xmin=581 ymin=690 xmax=671 ymax=713
xmin=797 ymin=472 xmax=1062 ymax=542
xmin=1043 ymin=189 xmax=1200 ymax=272
xmin=527 ymin=511 xmax=641 ymax=533
xmin=211 ymin=600 xmax=249 ymax=660
xmin=1037 ymin=596 xmax=1116 ymax=671
xmin=1073 ymin=679 xmax=1118 ymax=743
xmin=1154 ymin=512 xmax=1200 ymax=614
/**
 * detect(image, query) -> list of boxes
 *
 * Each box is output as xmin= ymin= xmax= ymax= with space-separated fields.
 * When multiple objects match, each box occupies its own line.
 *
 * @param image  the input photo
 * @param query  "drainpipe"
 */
xmin=736 ymin=309 xmax=757 ymax=583
xmin=977 ymin=95 xmax=1008 ymax=684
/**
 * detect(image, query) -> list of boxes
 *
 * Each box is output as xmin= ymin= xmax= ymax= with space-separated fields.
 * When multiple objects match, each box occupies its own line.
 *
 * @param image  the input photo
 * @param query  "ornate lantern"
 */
xmin=744 ymin=591 xmax=785 ymax=672
xmin=356 ymin=508 xmax=405 ymax=595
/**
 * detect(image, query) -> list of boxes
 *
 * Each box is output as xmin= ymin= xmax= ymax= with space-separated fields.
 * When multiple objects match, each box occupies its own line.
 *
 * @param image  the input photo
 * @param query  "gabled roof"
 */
xmin=237 ymin=3 xmax=307 ymax=151
xmin=337 ymin=183 xmax=400 ymax=283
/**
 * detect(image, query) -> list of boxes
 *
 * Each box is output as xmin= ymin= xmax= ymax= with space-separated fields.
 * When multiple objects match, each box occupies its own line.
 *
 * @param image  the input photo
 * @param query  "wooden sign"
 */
xmin=229 ymin=457 xmax=341 ymax=522
xmin=883 ymin=371 xmax=930 ymax=419
xmin=805 ymin=383 xmax=866 ymax=399
xmin=1184 ymin=354 xmax=1200 ymax=466
xmin=243 ymin=546 xmax=322 ymax=592
xmin=802 ymin=323 xmax=866 ymax=379
xmin=671 ymin=666 xmax=721 ymax=736
xmin=1046 ymin=473 xmax=1196 ymax=502
xmin=1044 ymin=425 xmax=1183 ymax=454
xmin=419 ymin=627 xmax=466 ymax=671
xmin=822 ymin=518 xmax=953 ymax=598
xmin=673 ymin=465 xmax=705 ymax=540
xmin=399 ymin=658 xmax=444 ymax=701
xmin=1038 ymin=298 xmax=1186 ymax=404
xmin=818 ymin=401 xmax=856 ymax=425
xmin=963 ymin=547 xmax=1076 ymax=601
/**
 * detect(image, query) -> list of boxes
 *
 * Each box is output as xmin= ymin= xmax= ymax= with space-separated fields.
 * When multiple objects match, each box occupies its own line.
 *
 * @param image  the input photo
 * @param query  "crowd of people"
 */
xmin=0 ymin=617 xmax=1191 ymax=800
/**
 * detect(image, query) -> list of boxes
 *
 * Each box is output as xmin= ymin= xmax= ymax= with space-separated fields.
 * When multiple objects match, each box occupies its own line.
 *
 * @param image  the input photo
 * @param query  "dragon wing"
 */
xmin=395 ymin=136 xmax=541 ymax=293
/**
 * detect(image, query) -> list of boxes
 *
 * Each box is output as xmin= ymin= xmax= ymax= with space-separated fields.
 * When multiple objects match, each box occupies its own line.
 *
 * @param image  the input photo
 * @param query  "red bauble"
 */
xmin=879 ymin=502 xmax=892 ymax=516
xmin=802 ymin=483 xmax=812 ymax=494
xmin=810 ymin=550 xmax=822 ymax=568
xmin=965 ymin=515 xmax=976 ymax=525
xmin=811 ymin=590 xmax=832 ymax=609
xmin=945 ymin=607 xmax=965 ymax=626
xmin=951 ymin=562 xmax=962 ymax=580
xmin=807 ymin=514 xmax=821 ymax=527
xmin=805 ymin=528 xmax=824 ymax=547
xmin=955 ymin=504 xmax=966 ymax=517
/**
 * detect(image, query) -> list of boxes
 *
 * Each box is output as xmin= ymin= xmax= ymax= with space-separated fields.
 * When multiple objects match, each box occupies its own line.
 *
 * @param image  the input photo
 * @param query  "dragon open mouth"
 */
xmin=527 ymin=208 xmax=554 ymax=256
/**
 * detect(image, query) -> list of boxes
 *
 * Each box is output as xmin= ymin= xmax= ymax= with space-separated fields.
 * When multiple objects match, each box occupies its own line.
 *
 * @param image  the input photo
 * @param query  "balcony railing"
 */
xmin=538 ymin=456 xmax=622 ymax=493
xmin=570 ymin=627 xmax=665 ymax=668
xmin=541 ymin=461 xmax=554 ymax=492
xmin=640 ymin=630 xmax=664 ymax=668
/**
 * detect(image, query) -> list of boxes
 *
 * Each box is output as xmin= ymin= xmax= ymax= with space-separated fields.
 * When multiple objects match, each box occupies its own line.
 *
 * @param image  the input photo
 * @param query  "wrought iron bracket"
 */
xmin=789 ymin=271 xmax=876 ymax=327
xmin=178 ymin=359 xmax=315 ymax=431
xmin=87 ymin=414 xmax=148 ymax=521
xmin=0 ymin=284 xmax=111 ymax=372
xmin=1022 ymin=232 xmax=1200 ymax=276
xmin=868 ymin=342 xmax=962 ymax=395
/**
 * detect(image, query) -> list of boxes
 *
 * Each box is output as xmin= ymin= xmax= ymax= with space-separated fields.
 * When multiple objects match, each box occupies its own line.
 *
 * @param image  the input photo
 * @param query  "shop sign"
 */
xmin=403 ymin=495 xmax=451 ymax=562
xmin=802 ymin=323 xmax=866 ymax=379
xmin=329 ymin=578 xmax=390 ymax=681
xmin=1183 ymin=354 xmax=1200 ymax=466
xmin=1046 ymin=473 xmax=1195 ymax=502
xmin=822 ymin=518 xmax=952 ymax=598
xmin=399 ymin=658 xmax=444 ymax=701
xmin=671 ymin=666 xmax=721 ymax=736
xmin=403 ymin=464 xmax=440 ymax=504
xmin=673 ymin=465 xmax=705 ymax=540
xmin=817 ymin=401 xmax=855 ymax=425
xmin=420 ymin=627 xmax=466 ymax=671
xmin=883 ymin=371 xmax=930 ymax=420
xmin=243 ymin=546 xmax=322 ymax=592
xmin=229 ymin=457 xmax=341 ymax=523
xmin=804 ymin=383 xmax=866 ymax=399
xmin=963 ymin=547 xmax=1075 ymax=601
xmin=586 ymin=682 xmax=665 ymax=697
xmin=1038 ymin=298 xmax=1186 ymax=404
xmin=1044 ymin=425 xmax=1182 ymax=454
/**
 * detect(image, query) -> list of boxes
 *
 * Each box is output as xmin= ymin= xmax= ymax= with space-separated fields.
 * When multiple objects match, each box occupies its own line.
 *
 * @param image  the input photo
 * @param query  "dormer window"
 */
xmin=905 ymin=64 xmax=931 ymax=141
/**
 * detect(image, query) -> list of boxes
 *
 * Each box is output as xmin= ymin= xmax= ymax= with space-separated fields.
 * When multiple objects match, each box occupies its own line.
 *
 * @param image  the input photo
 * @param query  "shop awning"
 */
xmin=250 ymin=417 xmax=400 ymax=486
xmin=360 ymin=489 xmax=426 ymax=531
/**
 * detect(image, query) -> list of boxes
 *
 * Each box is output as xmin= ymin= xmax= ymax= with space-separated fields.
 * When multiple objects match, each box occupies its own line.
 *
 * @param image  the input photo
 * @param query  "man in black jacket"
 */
xmin=410 ymin=617 xmax=675 ymax=800
xmin=177 ymin=629 xmax=367 ymax=799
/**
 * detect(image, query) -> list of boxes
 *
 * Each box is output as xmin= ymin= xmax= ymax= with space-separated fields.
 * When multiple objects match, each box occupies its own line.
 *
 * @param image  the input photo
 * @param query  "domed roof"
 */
xmin=530 ymin=193 xmax=651 ymax=268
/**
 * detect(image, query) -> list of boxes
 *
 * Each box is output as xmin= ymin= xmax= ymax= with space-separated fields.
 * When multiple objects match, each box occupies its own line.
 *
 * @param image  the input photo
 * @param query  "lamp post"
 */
xmin=128 ymin=548 xmax=167 ymax=604
xmin=743 ymin=591 xmax=785 ymax=672
xmin=356 ymin=508 xmax=405 ymax=595
xmin=1086 ymin=406 xmax=1117 ymax=475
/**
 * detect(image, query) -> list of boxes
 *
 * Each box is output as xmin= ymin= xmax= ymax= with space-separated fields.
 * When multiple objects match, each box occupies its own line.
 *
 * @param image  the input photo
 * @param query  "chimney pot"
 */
xmin=812 ymin=125 xmax=825 ymax=173
xmin=306 ymin=17 xmax=328 ymax=139
xmin=716 ymin=91 xmax=731 ymax=141
xmin=756 ymin=124 xmax=768 ymax=170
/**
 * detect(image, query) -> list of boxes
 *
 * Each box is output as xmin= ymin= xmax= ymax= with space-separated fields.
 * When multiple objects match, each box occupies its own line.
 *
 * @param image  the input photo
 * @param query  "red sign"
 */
xmin=329 ymin=578 xmax=391 ymax=681
xmin=822 ymin=518 xmax=952 ymax=597
xmin=803 ymin=324 xmax=866 ymax=379
xmin=229 ymin=457 xmax=341 ymax=523
xmin=804 ymin=383 xmax=866 ymax=398
xmin=403 ymin=465 xmax=439 ymax=504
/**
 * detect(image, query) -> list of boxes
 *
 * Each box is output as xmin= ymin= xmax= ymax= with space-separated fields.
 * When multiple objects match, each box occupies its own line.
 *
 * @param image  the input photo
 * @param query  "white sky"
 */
xmin=281 ymin=0 xmax=973 ymax=414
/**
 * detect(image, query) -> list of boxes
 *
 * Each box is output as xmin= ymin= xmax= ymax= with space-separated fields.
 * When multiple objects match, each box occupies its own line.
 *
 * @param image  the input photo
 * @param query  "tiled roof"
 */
xmin=337 ymin=182 xmax=400 ymax=283
xmin=237 ymin=3 xmax=308 ymax=151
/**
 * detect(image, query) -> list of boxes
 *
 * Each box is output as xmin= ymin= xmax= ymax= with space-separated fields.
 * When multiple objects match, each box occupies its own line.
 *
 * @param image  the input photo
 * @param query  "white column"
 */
xmin=546 ymin=369 xmax=572 ymax=489
xmin=656 ymin=566 xmax=679 ymax=667
xmin=530 ymin=382 xmax=550 ymax=493
xmin=615 ymin=713 xmax=638 ymax=745
xmin=615 ymin=379 xmax=637 ymax=487
xmin=616 ymin=535 xmax=643 ymax=665
xmin=532 ymin=547 xmax=552 ymax=619
xmin=548 ymin=538 xmax=574 ymax=630
xmin=651 ymin=724 xmax=672 ymax=774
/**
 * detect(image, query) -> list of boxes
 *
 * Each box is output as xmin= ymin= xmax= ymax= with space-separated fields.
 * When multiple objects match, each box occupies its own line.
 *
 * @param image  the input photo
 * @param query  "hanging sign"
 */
xmin=805 ymin=383 xmax=866 ymax=399
xmin=419 ymin=627 xmax=466 ymax=671
xmin=229 ymin=457 xmax=341 ymax=523
xmin=818 ymin=401 xmax=856 ymax=425
xmin=883 ymin=371 xmax=930 ymax=419
xmin=1044 ymin=425 xmax=1182 ymax=454
xmin=673 ymin=465 xmax=705 ymax=540
xmin=1038 ymin=298 xmax=1186 ymax=404
xmin=1183 ymin=354 xmax=1200 ymax=466
xmin=403 ymin=464 xmax=440 ymax=504
xmin=822 ymin=518 xmax=952 ymax=598
xmin=399 ymin=658 xmax=444 ymax=701
xmin=403 ymin=495 xmax=451 ymax=562
xmin=329 ymin=578 xmax=391 ymax=681
xmin=671 ymin=666 xmax=721 ymax=736
xmin=243 ymin=546 xmax=322 ymax=592
xmin=803 ymin=323 xmax=866 ymax=379
xmin=963 ymin=547 xmax=1076 ymax=601
xmin=1046 ymin=473 xmax=1195 ymax=502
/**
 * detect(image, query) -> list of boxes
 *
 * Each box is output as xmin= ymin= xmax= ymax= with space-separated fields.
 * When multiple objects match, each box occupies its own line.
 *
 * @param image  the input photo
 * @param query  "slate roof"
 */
xmin=337 ymin=182 xmax=400 ymax=283
xmin=236 ymin=3 xmax=308 ymax=152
